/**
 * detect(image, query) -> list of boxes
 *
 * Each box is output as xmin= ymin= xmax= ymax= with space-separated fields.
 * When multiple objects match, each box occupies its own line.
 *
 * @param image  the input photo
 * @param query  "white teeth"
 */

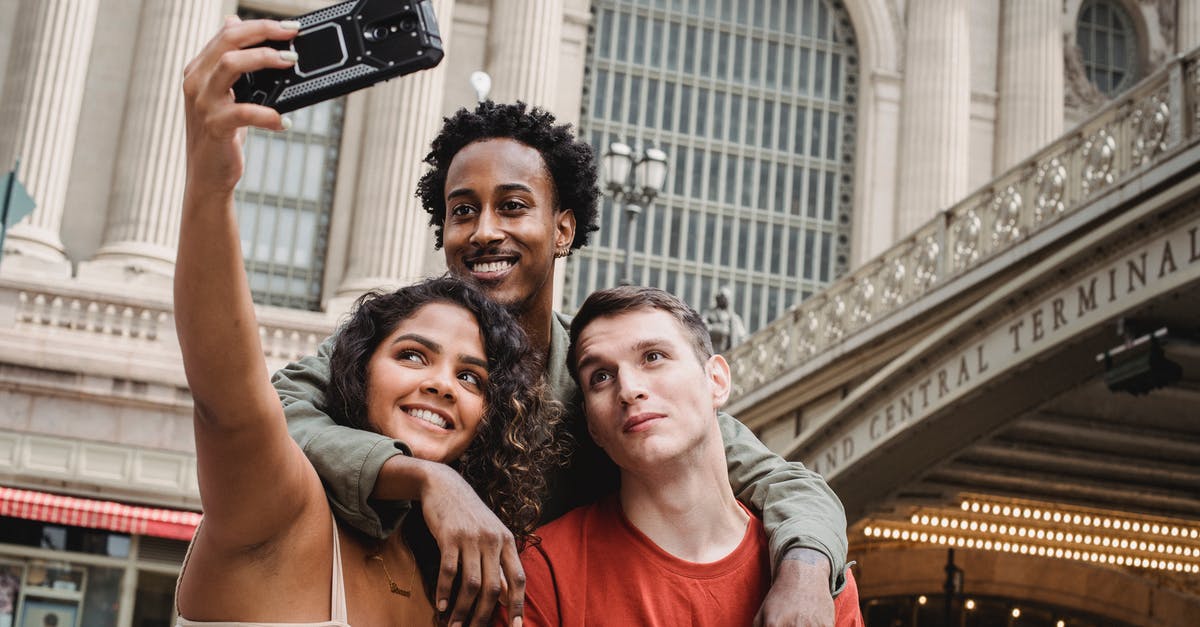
xmin=472 ymin=260 xmax=513 ymax=274
xmin=409 ymin=408 xmax=449 ymax=429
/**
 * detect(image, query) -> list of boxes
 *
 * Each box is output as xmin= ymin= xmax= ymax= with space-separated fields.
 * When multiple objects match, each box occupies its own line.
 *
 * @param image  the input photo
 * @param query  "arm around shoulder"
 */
xmin=718 ymin=411 xmax=848 ymax=593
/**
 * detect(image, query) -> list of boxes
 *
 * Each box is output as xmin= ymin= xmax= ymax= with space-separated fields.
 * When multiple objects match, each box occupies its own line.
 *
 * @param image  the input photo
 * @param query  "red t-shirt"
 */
xmin=503 ymin=494 xmax=864 ymax=626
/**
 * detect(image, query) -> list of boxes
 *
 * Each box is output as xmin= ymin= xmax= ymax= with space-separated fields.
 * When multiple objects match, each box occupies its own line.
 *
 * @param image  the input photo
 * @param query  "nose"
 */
xmin=469 ymin=206 xmax=503 ymax=249
xmin=421 ymin=367 xmax=457 ymax=401
xmin=616 ymin=369 xmax=648 ymax=406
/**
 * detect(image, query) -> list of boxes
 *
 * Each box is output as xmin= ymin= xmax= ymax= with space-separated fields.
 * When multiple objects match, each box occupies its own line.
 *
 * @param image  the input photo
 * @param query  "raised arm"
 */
xmin=720 ymin=411 xmax=846 ymax=625
xmin=274 ymin=341 xmax=413 ymax=538
xmin=176 ymin=17 xmax=322 ymax=549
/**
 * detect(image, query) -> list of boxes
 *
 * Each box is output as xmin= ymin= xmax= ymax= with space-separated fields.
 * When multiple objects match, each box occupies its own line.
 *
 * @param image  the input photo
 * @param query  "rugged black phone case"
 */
xmin=233 ymin=0 xmax=443 ymax=113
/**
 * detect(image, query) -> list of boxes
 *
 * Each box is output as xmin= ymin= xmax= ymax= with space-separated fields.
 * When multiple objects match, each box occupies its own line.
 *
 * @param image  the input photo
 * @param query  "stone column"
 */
xmin=1180 ymin=2 xmax=1200 ymax=53
xmin=485 ymin=0 xmax=563 ymax=109
xmin=994 ymin=0 xmax=1063 ymax=173
xmin=895 ymin=0 xmax=971 ymax=236
xmin=335 ymin=0 xmax=456 ymax=300
xmin=79 ymin=0 xmax=223 ymax=286
xmin=0 ymin=0 xmax=100 ymax=276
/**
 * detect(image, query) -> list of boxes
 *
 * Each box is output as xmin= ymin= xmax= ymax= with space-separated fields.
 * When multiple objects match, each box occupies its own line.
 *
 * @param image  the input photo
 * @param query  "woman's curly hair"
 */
xmin=326 ymin=276 xmax=568 ymax=541
xmin=416 ymin=100 xmax=600 ymax=251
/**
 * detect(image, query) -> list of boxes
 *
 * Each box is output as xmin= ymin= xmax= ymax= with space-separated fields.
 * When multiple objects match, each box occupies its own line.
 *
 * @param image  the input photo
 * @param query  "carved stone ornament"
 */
xmin=1131 ymin=90 xmax=1171 ymax=166
xmin=912 ymin=235 xmax=940 ymax=290
xmin=1081 ymin=127 xmax=1117 ymax=195
xmin=880 ymin=257 xmax=906 ymax=309
xmin=990 ymin=185 xmax=1023 ymax=249
xmin=951 ymin=209 xmax=982 ymax=272
xmin=1034 ymin=158 xmax=1068 ymax=223
xmin=851 ymin=276 xmax=875 ymax=327
xmin=826 ymin=295 xmax=847 ymax=344
xmin=798 ymin=306 xmax=822 ymax=358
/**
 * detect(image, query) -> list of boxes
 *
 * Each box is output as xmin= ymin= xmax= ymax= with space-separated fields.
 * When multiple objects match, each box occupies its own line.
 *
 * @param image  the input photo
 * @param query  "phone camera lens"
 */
xmin=365 ymin=25 xmax=389 ymax=41
xmin=398 ymin=14 xmax=418 ymax=32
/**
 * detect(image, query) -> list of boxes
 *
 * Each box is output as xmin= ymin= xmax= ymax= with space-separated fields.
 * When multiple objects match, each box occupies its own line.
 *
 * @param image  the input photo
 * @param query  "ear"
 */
xmin=554 ymin=208 xmax=577 ymax=251
xmin=705 ymin=354 xmax=732 ymax=410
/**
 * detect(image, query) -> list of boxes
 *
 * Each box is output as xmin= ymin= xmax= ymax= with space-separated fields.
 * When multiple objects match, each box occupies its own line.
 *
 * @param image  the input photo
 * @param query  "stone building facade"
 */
xmin=0 ymin=0 xmax=1196 ymax=624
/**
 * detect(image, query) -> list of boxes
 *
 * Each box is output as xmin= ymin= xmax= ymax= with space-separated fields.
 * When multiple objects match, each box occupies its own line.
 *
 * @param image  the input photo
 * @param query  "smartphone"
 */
xmin=233 ymin=0 xmax=444 ymax=113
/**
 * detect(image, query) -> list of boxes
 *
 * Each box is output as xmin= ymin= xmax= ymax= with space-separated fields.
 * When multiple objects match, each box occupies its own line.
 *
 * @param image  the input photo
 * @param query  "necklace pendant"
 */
xmin=389 ymin=581 xmax=411 ymax=597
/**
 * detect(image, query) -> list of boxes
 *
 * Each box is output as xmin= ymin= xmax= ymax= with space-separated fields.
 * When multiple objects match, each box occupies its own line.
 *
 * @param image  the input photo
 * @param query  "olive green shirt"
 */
xmin=275 ymin=311 xmax=848 ymax=592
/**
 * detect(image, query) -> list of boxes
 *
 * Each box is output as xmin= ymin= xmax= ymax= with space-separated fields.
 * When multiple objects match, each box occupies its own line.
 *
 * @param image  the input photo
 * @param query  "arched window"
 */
xmin=1077 ymin=0 xmax=1138 ymax=97
xmin=571 ymin=0 xmax=858 ymax=333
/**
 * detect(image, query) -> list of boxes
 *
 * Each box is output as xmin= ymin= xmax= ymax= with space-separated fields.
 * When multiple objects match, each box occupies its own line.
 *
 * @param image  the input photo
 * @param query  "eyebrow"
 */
xmin=391 ymin=333 xmax=439 ymax=351
xmin=575 ymin=338 xmax=671 ymax=374
xmin=392 ymin=334 xmax=487 ymax=367
xmin=446 ymin=183 xmax=534 ymax=201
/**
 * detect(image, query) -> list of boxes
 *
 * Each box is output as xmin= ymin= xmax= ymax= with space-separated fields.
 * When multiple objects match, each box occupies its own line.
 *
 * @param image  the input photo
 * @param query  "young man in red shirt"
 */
xmin=508 ymin=286 xmax=864 ymax=626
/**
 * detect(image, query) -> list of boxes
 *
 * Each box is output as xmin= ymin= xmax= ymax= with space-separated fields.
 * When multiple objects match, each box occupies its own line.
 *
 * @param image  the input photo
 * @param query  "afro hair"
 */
xmin=416 ymin=101 xmax=600 ymax=250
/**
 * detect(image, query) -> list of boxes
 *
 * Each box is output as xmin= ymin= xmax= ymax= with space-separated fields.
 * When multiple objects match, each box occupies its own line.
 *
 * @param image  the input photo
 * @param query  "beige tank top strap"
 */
xmin=328 ymin=513 xmax=348 ymax=622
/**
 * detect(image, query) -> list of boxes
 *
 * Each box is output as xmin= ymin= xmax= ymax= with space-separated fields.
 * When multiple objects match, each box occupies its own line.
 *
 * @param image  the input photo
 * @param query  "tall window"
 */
xmin=235 ymin=102 xmax=344 ymax=311
xmin=1077 ymin=0 xmax=1138 ymax=97
xmin=235 ymin=8 xmax=345 ymax=311
xmin=569 ymin=0 xmax=858 ymax=333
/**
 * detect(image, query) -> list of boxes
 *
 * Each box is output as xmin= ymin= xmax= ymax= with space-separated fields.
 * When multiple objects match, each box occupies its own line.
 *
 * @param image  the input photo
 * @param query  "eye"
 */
xmin=458 ymin=370 xmax=484 ymax=387
xmin=396 ymin=349 xmax=425 ymax=364
xmin=645 ymin=350 xmax=666 ymax=363
xmin=449 ymin=203 xmax=477 ymax=218
xmin=588 ymin=370 xmax=612 ymax=388
xmin=500 ymin=199 xmax=529 ymax=212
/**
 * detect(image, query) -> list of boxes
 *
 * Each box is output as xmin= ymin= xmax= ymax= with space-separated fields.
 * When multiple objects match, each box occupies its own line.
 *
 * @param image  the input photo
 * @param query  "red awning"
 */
xmin=0 ymin=486 xmax=200 ymax=541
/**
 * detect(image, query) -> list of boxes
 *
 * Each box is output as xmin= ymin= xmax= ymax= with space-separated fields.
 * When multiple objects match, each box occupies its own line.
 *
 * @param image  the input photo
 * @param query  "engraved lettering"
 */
xmin=976 ymin=344 xmax=989 ymax=374
xmin=1190 ymin=227 xmax=1199 ymax=262
xmin=1052 ymin=298 xmax=1067 ymax=330
xmin=919 ymin=379 xmax=932 ymax=408
xmin=1108 ymin=268 xmax=1117 ymax=302
xmin=957 ymin=355 xmax=971 ymax=386
xmin=900 ymin=390 xmax=915 ymax=420
xmin=870 ymin=415 xmax=881 ymax=439
xmin=1159 ymin=240 xmax=1177 ymax=277
xmin=1009 ymin=320 xmax=1024 ymax=353
xmin=1127 ymin=252 xmax=1147 ymax=293
xmin=1031 ymin=309 xmax=1045 ymax=342
xmin=1077 ymin=277 xmax=1098 ymax=317
xmin=937 ymin=369 xmax=950 ymax=398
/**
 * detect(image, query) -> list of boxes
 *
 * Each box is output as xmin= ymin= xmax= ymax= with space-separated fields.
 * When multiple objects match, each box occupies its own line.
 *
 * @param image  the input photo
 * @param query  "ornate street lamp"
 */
xmin=601 ymin=142 xmax=669 ymax=285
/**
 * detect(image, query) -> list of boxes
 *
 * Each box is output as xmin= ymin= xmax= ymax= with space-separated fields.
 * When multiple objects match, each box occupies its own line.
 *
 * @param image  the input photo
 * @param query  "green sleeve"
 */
xmin=274 ymin=335 xmax=411 ymax=539
xmin=719 ymin=411 xmax=848 ymax=594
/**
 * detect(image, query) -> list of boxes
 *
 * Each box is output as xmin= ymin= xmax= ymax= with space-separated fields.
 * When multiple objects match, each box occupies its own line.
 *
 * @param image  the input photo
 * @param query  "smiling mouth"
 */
xmin=407 ymin=407 xmax=451 ymax=430
xmin=469 ymin=259 xmax=515 ymax=274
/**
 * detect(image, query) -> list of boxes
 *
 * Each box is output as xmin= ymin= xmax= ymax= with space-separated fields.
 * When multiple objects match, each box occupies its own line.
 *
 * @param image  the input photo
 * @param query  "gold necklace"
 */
xmin=369 ymin=553 xmax=412 ymax=597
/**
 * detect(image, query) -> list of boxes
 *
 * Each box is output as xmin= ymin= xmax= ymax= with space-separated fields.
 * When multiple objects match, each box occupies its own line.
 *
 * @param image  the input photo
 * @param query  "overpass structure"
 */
xmin=726 ymin=51 xmax=1200 ymax=625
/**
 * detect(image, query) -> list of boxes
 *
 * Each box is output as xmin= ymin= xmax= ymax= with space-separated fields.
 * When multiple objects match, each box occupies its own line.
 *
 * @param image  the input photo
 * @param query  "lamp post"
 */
xmin=601 ymin=142 xmax=668 ymax=286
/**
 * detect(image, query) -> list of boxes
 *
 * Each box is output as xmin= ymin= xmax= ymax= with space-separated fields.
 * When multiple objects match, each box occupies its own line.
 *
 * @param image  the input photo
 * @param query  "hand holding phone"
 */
xmin=233 ymin=0 xmax=444 ymax=113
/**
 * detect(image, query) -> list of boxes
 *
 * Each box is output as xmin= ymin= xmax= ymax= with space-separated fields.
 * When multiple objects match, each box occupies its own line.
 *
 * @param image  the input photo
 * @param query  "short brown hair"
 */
xmin=567 ymin=286 xmax=713 ymax=383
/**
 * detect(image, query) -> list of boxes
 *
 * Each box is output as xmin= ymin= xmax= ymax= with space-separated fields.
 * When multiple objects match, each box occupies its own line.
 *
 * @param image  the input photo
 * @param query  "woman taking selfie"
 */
xmin=173 ymin=17 xmax=560 ymax=626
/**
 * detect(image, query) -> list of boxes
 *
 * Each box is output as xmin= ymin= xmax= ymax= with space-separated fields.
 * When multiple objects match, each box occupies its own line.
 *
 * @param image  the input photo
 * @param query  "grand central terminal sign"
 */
xmin=806 ymin=213 xmax=1200 ymax=480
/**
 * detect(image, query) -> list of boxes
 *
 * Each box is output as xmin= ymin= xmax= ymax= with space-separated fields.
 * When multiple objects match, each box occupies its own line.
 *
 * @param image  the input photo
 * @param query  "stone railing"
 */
xmin=0 ymin=279 xmax=335 ymax=368
xmin=727 ymin=51 xmax=1200 ymax=403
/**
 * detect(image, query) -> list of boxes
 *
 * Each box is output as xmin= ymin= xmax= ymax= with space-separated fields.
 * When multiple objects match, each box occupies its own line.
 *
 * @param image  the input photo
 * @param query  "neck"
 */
xmin=514 ymin=292 xmax=555 ymax=359
xmin=617 ymin=434 xmax=747 ymax=563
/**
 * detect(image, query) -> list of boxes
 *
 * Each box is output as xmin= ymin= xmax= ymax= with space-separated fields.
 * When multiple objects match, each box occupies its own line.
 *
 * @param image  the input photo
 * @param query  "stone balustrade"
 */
xmin=727 ymin=51 xmax=1200 ymax=403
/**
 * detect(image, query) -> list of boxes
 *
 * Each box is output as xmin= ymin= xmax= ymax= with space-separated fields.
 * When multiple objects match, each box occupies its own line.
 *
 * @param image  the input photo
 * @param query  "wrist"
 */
xmin=779 ymin=547 xmax=832 ymax=581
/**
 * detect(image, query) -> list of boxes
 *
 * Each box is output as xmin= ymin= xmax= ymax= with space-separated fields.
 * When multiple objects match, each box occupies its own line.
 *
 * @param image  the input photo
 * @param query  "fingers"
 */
xmin=208 ymin=46 xmax=298 ymax=94
xmin=449 ymin=545 xmax=481 ymax=627
xmin=436 ymin=545 xmax=459 ymax=619
xmin=501 ymin=543 xmax=526 ymax=627
xmin=469 ymin=546 xmax=505 ymax=627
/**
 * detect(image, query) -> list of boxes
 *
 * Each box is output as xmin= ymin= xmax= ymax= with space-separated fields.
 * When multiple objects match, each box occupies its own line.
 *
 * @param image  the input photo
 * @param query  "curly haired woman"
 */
xmin=173 ymin=17 xmax=564 ymax=626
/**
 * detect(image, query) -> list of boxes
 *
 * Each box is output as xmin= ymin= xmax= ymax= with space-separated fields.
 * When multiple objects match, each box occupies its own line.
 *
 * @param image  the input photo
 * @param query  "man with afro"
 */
xmin=275 ymin=101 xmax=848 ymax=627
